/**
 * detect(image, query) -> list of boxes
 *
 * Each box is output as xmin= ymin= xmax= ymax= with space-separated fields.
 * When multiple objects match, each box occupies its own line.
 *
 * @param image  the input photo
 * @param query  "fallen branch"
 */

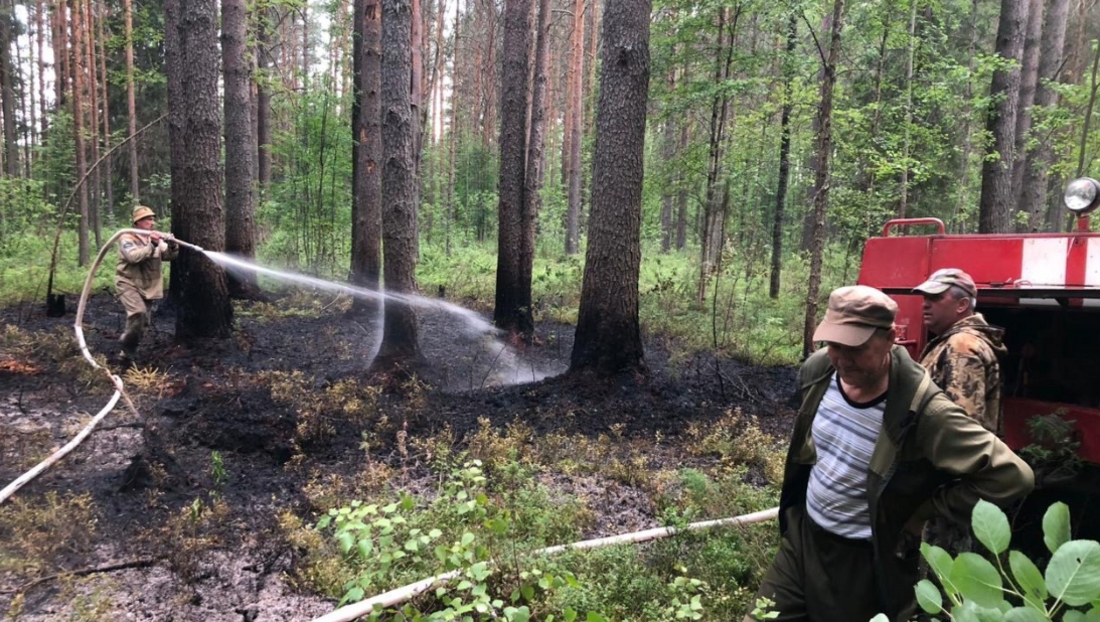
xmin=0 ymin=558 xmax=158 ymax=595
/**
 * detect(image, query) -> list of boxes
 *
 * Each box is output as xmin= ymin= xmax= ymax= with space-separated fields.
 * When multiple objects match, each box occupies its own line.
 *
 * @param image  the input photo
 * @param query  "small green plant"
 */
xmin=210 ymin=451 xmax=228 ymax=488
xmin=1020 ymin=411 xmax=1083 ymax=485
xmin=870 ymin=500 xmax=1100 ymax=621
xmin=750 ymin=596 xmax=779 ymax=620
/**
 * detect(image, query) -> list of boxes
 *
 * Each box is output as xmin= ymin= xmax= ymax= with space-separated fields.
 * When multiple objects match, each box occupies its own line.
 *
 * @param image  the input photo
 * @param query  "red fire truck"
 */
xmin=857 ymin=177 xmax=1100 ymax=539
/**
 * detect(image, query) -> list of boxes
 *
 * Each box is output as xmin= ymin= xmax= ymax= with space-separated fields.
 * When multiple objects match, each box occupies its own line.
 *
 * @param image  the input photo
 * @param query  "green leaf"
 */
xmin=923 ymin=543 xmax=960 ymax=596
xmin=1063 ymin=613 xmax=1086 ymax=622
xmin=512 ymin=606 xmax=531 ymax=622
xmin=973 ymin=500 xmax=1012 ymax=555
xmin=869 ymin=616 xmax=890 ymax=622
xmin=521 ymin=585 xmax=535 ymax=601
xmin=1043 ymin=502 xmax=1072 ymax=554
xmin=1009 ymin=550 xmax=1048 ymax=610
xmin=344 ymin=586 xmax=365 ymax=603
xmin=405 ymin=539 xmax=419 ymax=552
xmin=1046 ymin=540 xmax=1100 ymax=606
xmin=1003 ymin=608 xmax=1049 ymax=622
xmin=358 ymin=539 xmax=373 ymax=559
xmin=461 ymin=532 xmax=475 ymax=546
xmin=586 ymin=614 xmax=607 ymax=622
xmin=916 ymin=580 xmax=943 ymax=614
xmin=564 ymin=609 xmax=577 ymax=622
xmin=429 ymin=529 xmax=443 ymax=539
xmin=336 ymin=531 xmax=355 ymax=554
xmin=316 ymin=515 xmax=332 ymax=530
xmin=952 ymin=553 xmax=1005 ymax=608
xmin=955 ymin=600 xmax=1006 ymax=622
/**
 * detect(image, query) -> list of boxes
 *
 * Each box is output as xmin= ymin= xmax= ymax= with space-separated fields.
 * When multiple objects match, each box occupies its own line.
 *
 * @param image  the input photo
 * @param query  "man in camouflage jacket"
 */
xmin=116 ymin=205 xmax=178 ymax=361
xmin=913 ymin=268 xmax=1007 ymax=556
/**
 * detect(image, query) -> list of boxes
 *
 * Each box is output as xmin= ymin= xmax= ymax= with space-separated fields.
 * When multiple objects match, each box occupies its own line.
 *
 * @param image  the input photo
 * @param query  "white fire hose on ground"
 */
xmin=307 ymin=506 xmax=780 ymax=622
xmin=0 ymin=229 xmax=200 ymax=505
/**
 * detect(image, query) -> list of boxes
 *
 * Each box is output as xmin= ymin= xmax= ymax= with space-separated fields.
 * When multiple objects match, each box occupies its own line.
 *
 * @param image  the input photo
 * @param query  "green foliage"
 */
xmin=880 ymin=500 xmax=1100 ymax=621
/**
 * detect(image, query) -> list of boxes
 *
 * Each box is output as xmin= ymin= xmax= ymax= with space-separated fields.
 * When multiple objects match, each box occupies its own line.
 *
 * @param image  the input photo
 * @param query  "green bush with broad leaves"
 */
xmin=869 ymin=500 xmax=1100 ymax=622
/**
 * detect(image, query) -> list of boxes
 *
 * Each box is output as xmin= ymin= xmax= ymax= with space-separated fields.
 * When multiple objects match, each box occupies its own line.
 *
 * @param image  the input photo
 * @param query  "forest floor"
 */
xmin=0 ymin=291 xmax=797 ymax=622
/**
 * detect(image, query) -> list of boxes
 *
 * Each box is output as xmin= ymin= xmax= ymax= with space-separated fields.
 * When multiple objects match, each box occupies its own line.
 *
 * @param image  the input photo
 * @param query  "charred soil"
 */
xmin=0 ymin=292 xmax=796 ymax=621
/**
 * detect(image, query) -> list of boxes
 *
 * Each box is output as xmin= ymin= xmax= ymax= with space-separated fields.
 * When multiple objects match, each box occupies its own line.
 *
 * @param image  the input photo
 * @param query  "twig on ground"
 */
xmin=0 ymin=558 xmax=159 ymax=595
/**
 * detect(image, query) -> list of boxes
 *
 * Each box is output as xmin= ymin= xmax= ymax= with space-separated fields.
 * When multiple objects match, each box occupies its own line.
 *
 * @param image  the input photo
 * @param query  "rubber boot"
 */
xmin=119 ymin=313 xmax=145 ymax=361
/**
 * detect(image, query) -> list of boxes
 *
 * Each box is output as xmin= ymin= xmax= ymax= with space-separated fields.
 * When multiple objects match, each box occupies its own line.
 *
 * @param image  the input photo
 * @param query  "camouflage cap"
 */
xmin=812 ymin=285 xmax=898 ymax=346
xmin=913 ymin=268 xmax=977 ymax=298
xmin=132 ymin=205 xmax=155 ymax=224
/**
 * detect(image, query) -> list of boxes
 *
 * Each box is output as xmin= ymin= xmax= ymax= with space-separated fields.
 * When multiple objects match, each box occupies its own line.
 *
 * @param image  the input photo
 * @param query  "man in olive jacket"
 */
xmin=744 ymin=285 xmax=1033 ymax=622
xmin=116 ymin=205 xmax=178 ymax=361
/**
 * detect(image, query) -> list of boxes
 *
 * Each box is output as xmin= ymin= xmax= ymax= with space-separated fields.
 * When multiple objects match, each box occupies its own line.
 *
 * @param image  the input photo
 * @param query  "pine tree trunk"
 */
xmin=223 ymin=0 xmax=258 ymax=296
xmin=36 ymin=0 xmax=47 ymax=140
xmin=1020 ymin=0 xmax=1069 ymax=230
xmin=84 ymin=0 xmax=101 ymax=247
xmin=514 ymin=0 xmax=551 ymax=338
xmin=445 ymin=0 xmax=459 ymax=257
xmin=770 ymin=11 xmax=796 ymax=299
xmin=802 ymin=0 xmax=845 ymax=359
xmin=570 ymin=0 xmax=650 ymax=375
xmin=675 ymin=110 xmax=689 ymax=250
xmin=978 ymin=0 xmax=1030 ymax=233
xmin=55 ymin=0 xmax=68 ymax=109
xmin=564 ymin=0 xmax=584 ymax=255
xmin=124 ymin=0 xmax=140 ymax=203
xmin=171 ymin=0 xmax=233 ymax=338
xmin=660 ymin=116 xmax=674 ymax=253
xmin=70 ymin=0 xmax=90 ymax=264
xmin=376 ymin=0 xmax=421 ymax=366
xmin=898 ymin=0 xmax=917 ymax=219
xmin=0 ymin=1 xmax=20 ymax=177
xmin=1011 ymin=0 xmax=1044 ymax=218
xmin=256 ymin=9 xmax=272 ymax=194
xmin=351 ymin=0 xmax=383 ymax=296
xmin=492 ymin=0 xmax=531 ymax=332
xmin=96 ymin=0 xmax=113 ymax=218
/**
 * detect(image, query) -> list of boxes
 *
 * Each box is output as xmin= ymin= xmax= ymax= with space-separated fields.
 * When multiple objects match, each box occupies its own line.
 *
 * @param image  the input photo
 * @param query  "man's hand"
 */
xmin=149 ymin=233 xmax=162 ymax=245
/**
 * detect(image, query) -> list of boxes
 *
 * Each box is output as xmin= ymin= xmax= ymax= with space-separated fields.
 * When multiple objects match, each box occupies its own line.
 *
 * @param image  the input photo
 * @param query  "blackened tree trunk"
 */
xmin=802 ymin=0 xmax=845 ymax=359
xmin=376 ymin=0 xmax=421 ymax=366
xmin=513 ymin=0 xmax=551 ymax=338
xmin=124 ymin=0 xmax=140 ymax=202
xmin=570 ymin=0 xmax=651 ymax=375
xmin=351 ymin=0 xmax=383 ymax=298
xmin=492 ymin=0 xmax=531 ymax=332
xmin=979 ymin=0 xmax=1030 ymax=233
xmin=1021 ymin=0 xmax=1070 ymax=230
xmin=564 ymin=0 xmax=584 ymax=255
xmin=171 ymin=0 xmax=233 ymax=339
xmin=770 ymin=11 xmax=796 ymax=299
xmin=223 ymin=0 xmax=258 ymax=297
xmin=0 ymin=1 xmax=19 ymax=177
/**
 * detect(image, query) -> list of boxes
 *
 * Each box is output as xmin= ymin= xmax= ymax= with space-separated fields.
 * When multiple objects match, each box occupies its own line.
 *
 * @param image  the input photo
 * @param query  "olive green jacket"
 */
xmin=778 ymin=346 xmax=1034 ymax=621
xmin=115 ymin=232 xmax=178 ymax=300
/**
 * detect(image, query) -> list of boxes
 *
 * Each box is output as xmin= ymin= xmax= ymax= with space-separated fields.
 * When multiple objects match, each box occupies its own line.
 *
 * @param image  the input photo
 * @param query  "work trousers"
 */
xmin=118 ymin=285 xmax=152 ymax=356
xmin=743 ymin=505 xmax=883 ymax=622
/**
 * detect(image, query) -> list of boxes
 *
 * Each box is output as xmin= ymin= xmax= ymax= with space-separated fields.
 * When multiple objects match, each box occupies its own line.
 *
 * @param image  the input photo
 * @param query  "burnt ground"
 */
xmin=0 ymin=291 xmax=797 ymax=621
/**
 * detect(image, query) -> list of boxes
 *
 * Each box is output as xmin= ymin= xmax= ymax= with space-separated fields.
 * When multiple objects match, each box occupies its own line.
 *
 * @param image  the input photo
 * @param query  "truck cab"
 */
xmin=856 ymin=178 xmax=1100 ymax=540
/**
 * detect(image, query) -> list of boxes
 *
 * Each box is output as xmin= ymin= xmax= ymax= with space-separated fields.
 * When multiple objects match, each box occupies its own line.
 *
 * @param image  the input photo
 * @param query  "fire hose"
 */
xmin=0 ymin=229 xmax=201 ymax=505
xmin=307 ymin=506 xmax=780 ymax=622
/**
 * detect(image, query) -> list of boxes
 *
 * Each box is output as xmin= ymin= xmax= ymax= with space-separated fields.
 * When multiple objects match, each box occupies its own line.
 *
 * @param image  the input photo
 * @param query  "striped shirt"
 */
xmin=805 ymin=374 xmax=887 ymax=540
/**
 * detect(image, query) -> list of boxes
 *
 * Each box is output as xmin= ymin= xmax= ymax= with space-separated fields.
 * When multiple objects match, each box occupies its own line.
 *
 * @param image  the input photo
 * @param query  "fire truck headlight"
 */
xmin=1064 ymin=177 xmax=1100 ymax=214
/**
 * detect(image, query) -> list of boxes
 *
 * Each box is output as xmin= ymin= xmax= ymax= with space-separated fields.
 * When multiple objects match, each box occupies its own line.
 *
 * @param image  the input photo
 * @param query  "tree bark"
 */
xmin=770 ymin=11 xmax=796 ymax=299
xmin=1011 ymin=0 xmax=1045 ymax=217
xmin=570 ymin=0 xmax=650 ymax=375
xmin=124 ymin=0 xmax=140 ymax=203
xmin=492 ymin=0 xmax=531 ymax=332
xmin=564 ymin=0 xmax=584 ymax=255
xmin=1020 ymin=0 xmax=1070 ymax=230
xmin=898 ymin=0 xmax=918 ymax=219
xmin=256 ymin=9 xmax=272 ymax=195
xmin=978 ymin=0 xmax=1031 ymax=233
xmin=660 ymin=116 xmax=674 ymax=253
xmin=445 ymin=0 xmax=460 ymax=256
xmin=698 ymin=8 xmax=734 ymax=303
xmin=171 ymin=0 xmax=233 ymax=338
xmin=675 ymin=114 xmax=689 ymax=250
xmin=351 ymin=0 xmax=383 ymax=297
xmin=84 ymin=0 xmax=100 ymax=247
xmin=35 ymin=0 xmax=47 ymax=140
xmin=802 ymin=0 xmax=845 ymax=359
xmin=512 ymin=0 xmax=551 ymax=338
xmin=377 ymin=0 xmax=421 ymax=366
xmin=70 ymin=0 xmax=90 ymax=264
xmin=96 ymin=0 xmax=113 ymax=219
xmin=223 ymin=0 xmax=258 ymax=297
xmin=0 ymin=0 xmax=20 ymax=177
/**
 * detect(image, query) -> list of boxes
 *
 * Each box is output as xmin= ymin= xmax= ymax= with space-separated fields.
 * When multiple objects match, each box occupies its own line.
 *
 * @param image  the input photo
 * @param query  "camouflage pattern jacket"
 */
xmin=919 ymin=314 xmax=1006 ymax=434
xmin=115 ymin=232 xmax=178 ymax=300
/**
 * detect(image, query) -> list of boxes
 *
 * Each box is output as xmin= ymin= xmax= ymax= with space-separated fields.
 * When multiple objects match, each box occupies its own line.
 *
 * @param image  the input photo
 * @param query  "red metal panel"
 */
xmin=859 ymin=237 xmax=934 ymax=358
xmin=1003 ymin=398 xmax=1100 ymax=464
xmin=929 ymin=238 xmax=1024 ymax=288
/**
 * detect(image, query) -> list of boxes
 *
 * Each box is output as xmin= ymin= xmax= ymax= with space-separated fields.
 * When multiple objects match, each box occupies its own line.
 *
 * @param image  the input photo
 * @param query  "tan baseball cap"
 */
xmin=812 ymin=285 xmax=898 ymax=346
xmin=132 ymin=205 xmax=155 ymax=224
xmin=913 ymin=268 xmax=977 ymax=298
